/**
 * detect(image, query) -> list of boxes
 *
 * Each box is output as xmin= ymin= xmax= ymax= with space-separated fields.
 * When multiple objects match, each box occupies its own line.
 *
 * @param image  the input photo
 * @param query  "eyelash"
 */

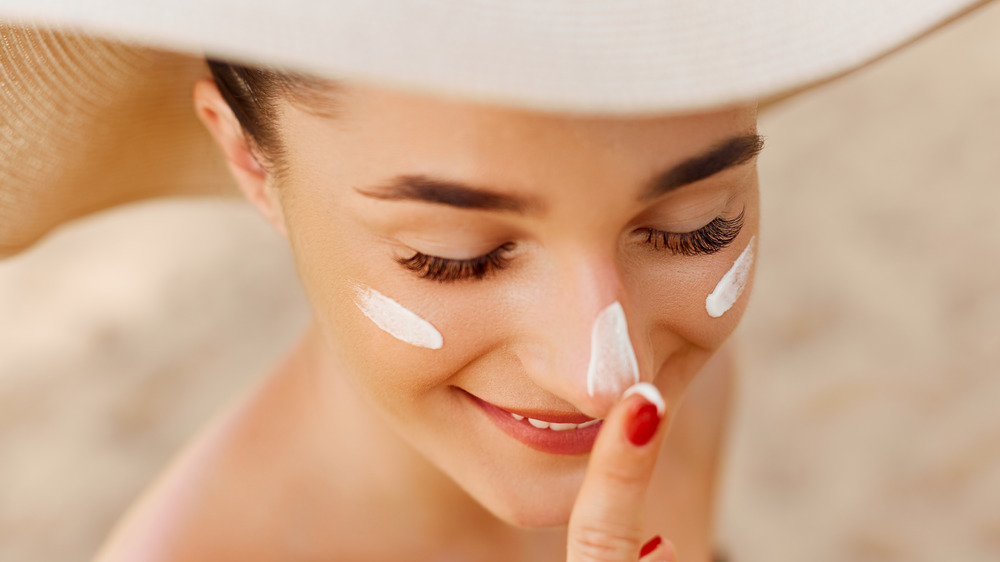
xmin=639 ymin=207 xmax=745 ymax=256
xmin=397 ymin=242 xmax=517 ymax=282
xmin=399 ymin=208 xmax=745 ymax=282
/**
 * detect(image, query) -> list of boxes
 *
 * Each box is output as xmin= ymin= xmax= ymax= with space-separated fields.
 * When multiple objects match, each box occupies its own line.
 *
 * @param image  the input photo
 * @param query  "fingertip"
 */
xmin=624 ymin=398 xmax=661 ymax=447
xmin=621 ymin=383 xmax=665 ymax=449
xmin=638 ymin=537 xmax=678 ymax=562
xmin=622 ymin=382 xmax=665 ymax=415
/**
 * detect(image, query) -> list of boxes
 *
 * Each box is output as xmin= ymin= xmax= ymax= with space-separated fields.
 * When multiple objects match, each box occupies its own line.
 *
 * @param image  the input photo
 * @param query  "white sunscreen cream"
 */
xmin=586 ymin=302 xmax=640 ymax=397
xmin=352 ymin=285 xmax=443 ymax=350
xmin=705 ymin=236 xmax=755 ymax=318
xmin=622 ymin=382 xmax=666 ymax=415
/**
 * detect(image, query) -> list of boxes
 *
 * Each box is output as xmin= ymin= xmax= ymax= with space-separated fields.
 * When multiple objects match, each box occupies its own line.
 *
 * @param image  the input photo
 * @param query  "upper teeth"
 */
xmin=514 ymin=413 xmax=600 ymax=431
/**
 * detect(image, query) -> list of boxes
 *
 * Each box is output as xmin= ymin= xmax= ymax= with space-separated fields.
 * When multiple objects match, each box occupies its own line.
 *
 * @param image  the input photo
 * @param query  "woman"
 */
xmin=0 ymin=2 xmax=987 ymax=561
xmin=91 ymin=61 xmax=757 ymax=560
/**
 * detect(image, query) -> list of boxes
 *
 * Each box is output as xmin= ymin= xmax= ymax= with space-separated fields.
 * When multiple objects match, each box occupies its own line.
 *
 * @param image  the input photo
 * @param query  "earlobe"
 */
xmin=192 ymin=78 xmax=287 ymax=236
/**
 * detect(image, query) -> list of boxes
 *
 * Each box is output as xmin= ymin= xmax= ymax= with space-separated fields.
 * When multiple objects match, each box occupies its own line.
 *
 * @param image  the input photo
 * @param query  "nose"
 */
xmin=587 ymin=301 xmax=640 ymax=399
xmin=516 ymin=253 xmax=642 ymax=419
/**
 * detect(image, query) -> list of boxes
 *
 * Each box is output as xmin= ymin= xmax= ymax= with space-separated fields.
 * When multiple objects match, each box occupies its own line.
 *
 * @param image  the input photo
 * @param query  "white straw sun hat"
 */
xmin=0 ymin=0 xmax=993 ymax=255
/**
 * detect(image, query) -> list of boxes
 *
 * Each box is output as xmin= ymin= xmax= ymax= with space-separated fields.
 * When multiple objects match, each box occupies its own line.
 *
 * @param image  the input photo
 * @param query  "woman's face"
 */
xmin=262 ymin=85 xmax=759 ymax=526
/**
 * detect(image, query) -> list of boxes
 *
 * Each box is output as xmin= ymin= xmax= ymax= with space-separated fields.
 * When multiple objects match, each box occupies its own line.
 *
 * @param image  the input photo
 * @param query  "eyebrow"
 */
xmin=641 ymin=133 xmax=765 ymax=200
xmin=357 ymin=175 xmax=536 ymax=213
xmin=356 ymin=133 xmax=764 ymax=213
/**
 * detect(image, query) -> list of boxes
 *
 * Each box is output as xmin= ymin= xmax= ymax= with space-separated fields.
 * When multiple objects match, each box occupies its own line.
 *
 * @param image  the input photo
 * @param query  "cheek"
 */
xmin=282 ymin=218 xmax=456 ymax=408
xmin=637 ymin=232 xmax=757 ymax=371
xmin=334 ymin=283 xmax=452 ymax=375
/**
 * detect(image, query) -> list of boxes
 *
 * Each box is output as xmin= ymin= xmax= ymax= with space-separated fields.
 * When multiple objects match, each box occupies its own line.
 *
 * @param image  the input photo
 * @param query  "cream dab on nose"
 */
xmin=586 ymin=302 xmax=640 ymax=398
xmin=352 ymin=285 xmax=443 ymax=350
xmin=706 ymin=236 xmax=755 ymax=318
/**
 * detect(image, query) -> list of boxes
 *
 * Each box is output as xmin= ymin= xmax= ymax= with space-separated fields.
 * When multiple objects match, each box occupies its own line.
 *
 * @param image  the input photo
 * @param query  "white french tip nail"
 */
xmin=622 ymin=382 xmax=665 ymax=416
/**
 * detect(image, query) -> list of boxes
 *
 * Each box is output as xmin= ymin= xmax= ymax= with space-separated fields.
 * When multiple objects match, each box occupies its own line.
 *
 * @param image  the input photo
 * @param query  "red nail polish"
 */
xmin=625 ymin=400 xmax=661 ymax=447
xmin=639 ymin=535 xmax=662 ymax=558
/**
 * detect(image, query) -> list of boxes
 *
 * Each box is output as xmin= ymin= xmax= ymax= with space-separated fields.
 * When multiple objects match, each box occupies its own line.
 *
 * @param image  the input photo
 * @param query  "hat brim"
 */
xmin=0 ymin=0 xmax=995 ymax=258
xmin=1 ymin=0 xmax=992 ymax=114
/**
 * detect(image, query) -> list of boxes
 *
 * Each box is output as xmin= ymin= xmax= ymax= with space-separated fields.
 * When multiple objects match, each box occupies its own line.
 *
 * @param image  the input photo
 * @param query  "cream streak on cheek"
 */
xmin=586 ymin=302 xmax=640 ymax=398
xmin=352 ymin=285 xmax=443 ymax=349
xmin=705 ymin=236 xmax=755 ymax=318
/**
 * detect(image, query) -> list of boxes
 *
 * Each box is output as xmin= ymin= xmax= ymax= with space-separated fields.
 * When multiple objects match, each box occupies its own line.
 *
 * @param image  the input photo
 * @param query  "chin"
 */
xmin=461 ymin=463 xmax=585 ymax=529
xmin=483 ymin=492 xmax=576 ymax=529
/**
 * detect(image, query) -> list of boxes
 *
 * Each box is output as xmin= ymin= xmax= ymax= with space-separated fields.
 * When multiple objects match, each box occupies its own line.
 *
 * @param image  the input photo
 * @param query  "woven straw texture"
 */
xmin=0 ymin=0 xmax=986 ymax=112
xmin=0 ymin=24 xmax=234 ymax=256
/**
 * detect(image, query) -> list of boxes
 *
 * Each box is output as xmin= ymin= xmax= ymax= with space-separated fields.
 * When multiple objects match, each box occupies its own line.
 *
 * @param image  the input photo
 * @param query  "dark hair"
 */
xmin=205 ymin=58 xmax=338 ymax=181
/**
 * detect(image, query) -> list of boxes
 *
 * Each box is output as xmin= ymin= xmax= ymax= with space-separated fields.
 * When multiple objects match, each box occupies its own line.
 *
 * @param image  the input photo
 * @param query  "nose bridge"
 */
xmin=520 ymin=250 xmax=641 ymax=419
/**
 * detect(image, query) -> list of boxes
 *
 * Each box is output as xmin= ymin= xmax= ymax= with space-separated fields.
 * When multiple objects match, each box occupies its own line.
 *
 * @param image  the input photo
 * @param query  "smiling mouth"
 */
xmin=508 ymin=412 xmax=602 ymax=431
xmin=462 ymin=391 xmax=604 ymax=455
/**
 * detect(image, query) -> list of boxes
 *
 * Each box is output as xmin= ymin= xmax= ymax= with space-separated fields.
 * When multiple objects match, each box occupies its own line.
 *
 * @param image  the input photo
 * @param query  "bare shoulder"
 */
xmin=93 ymin=360 xmax=332 ymax=562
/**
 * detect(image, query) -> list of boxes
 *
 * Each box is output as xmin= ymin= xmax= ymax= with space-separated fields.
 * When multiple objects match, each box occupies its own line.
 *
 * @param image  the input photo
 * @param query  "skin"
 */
xmin=96 ymin=80 xmax=758 ymax=562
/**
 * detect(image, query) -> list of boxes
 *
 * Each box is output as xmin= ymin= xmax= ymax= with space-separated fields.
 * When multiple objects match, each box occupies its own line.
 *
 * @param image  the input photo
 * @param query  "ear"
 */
xmin=193 ymin=78 xmax=287 ymax=236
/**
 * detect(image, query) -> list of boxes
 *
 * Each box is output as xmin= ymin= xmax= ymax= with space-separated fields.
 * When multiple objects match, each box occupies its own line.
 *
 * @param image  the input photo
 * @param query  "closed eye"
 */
xmin=398 ymin=207 xmax=744 ymax=282
xmin=397 ymin=242 xmax=516 ymax=282
xmin=638 ymin=207 xmax=745 ymax=256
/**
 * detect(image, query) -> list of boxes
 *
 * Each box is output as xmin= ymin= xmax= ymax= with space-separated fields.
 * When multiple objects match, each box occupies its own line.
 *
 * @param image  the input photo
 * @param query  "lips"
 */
xmin=465 ymin=392 xmax=603 ymax=455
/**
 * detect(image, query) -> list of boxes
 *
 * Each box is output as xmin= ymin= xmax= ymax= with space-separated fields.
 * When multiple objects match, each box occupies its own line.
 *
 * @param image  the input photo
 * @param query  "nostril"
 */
xmin=586 ymin=301 xmax=640 ymax=399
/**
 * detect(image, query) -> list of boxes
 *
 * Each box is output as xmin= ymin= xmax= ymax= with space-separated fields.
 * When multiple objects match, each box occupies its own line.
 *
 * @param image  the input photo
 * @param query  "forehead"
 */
xmin=307 ymin=82 xmax=752 ymax=143
xmin=278 ymin=83 xmax=757 ymax=197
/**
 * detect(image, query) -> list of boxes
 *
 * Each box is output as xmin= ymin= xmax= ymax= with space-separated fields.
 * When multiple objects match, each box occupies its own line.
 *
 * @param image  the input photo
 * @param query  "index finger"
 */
xmin=567 ymin=382 xmax=669 ymax=562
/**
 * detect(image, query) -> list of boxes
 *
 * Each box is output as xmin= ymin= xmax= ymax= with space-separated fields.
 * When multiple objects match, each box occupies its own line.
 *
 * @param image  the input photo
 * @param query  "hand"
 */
xmin=566 ymin=382 xmax=676 ymax=562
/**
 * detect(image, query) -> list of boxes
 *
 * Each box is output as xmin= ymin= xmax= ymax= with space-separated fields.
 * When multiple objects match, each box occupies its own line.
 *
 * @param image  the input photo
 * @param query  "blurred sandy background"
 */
xmin=2 ymin=4 xmax=999 ymax=561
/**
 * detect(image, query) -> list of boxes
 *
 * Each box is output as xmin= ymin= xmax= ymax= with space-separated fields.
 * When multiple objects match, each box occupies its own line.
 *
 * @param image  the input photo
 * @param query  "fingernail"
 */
xmin=625 ymin=397 xmax=661 ymax=447
xmin=622 ymin=382 xmax=665 ymax=415
xmin=639 ymin=535 xmax=662 ymax=558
